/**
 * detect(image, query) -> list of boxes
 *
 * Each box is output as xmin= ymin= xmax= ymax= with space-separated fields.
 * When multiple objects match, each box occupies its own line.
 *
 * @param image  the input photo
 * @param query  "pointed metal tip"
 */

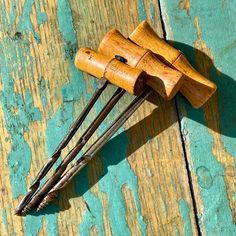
xmin=21 ymin=205 xmax=31 ymax=215
xmin=14 ymin=209 xmax=24 ymax=216
xmin=37 ymin=192 xmax=56 ymax=212
xmin=36 ymin=200 xmax=48 ymax=212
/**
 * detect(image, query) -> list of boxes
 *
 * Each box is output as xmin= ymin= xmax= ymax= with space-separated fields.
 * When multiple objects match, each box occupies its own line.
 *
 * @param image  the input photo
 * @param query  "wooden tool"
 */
xmin=98 ymin=29 xmax=184 ymax=100
xmin=15 ymin=28 xmax=217 ymax=215
xmin=75 ymin=48 xmax=146 ymax=95
xmin=15 ymin=49 xmax=153 ymax=215
xmin=129 ymin=21 xmax=217 ymax=108
xmin=16 ymin=46 xmax=186 ymax=214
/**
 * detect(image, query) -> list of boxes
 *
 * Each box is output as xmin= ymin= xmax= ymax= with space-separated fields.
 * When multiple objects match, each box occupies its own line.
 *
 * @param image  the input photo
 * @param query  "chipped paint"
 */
xmin=0 ymin=2 xmax=44 ymax=200
xmin=0 ymin=58 xmax=41 ymax=198
xmin=179 ymin=199 xmax=193 ymax=236
xmin=122 ymin=183 xmax=143 ymax=236
xmin=38 ymin=76 xmax=47 ymax=108
xmin=149 ymin=2 xmax=155 ymax=22
xmin=160 ymin=0 xmax=236 ymax=234
xmin=0 ymin=0 xmax=82 ymax=234
xmin=45 ymin=205 xmax=59 ymax=236
xmin=78 ymin=131 xmax=146 ymax=235
xmin=138 ymin=0 xmax=147 ymax=21
xmin=2 ymin=209 xmax=8 ymax=233
xmin=0 ymin=0 xmax=200 ymax=235
xmin=179 ymin=0 xmax=190 ymax=16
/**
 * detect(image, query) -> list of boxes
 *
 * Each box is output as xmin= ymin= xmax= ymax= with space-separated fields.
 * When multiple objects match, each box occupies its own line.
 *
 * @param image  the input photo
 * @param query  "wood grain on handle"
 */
xmin=98 ymin=29 xmax=184 ymax=100
xmin=75 ymin=48 xmax=146 ymax=95
xmin=129 ymin=21 xmax=217 ymax=108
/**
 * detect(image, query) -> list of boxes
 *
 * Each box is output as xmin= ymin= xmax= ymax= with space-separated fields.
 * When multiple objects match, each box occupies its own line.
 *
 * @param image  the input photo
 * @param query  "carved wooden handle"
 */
xmin=74 ymin=48 xmax=146 ymax=95
xmin=129 ymin=21 xmax=217 ymax=108
xmin=98 ymin=29 xmax=184 ymax=100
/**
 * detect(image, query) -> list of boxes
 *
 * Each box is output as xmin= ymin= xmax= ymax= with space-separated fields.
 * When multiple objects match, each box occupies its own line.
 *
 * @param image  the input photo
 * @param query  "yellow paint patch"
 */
xmin=101 ymin=192 xmax=112 ymax=236
xmin=121 ymin=183 xmax=142 ymax=236
xmin=38 ymin=217 xmax=47 ymax=236
xmin=193 ymin=16 xmax=214 ymax=63
xmin=90 ymin=225 xmax=99 ymax=236
xmin=179 ymin=0 xmax=191 ymax=16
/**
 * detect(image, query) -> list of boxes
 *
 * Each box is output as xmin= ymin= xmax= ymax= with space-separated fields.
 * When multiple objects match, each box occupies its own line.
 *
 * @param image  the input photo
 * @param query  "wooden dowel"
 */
xmin=129 ymin=21 xmax=217 ymax=108
xmin=75 ymin=48 xmax=146 ymax=95
xmin=98 ymin=29 xmax=184 ymax=100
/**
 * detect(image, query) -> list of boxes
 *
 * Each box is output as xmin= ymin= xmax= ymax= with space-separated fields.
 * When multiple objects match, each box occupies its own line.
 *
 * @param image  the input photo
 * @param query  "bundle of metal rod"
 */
xmin=15 ymin=51 xmax=151 ymax=215
xmin=15 ymin=22 xmax=216 ymax=215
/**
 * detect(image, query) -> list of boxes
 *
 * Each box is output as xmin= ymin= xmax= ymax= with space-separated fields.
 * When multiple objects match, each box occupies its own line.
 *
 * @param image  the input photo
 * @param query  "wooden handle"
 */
xmin=74 ymin=48 xmax=146 ymax=95
xmin=98 ymin=29 xmax=184 ymax=100
xmin=129 ymin=21 xmax=217 ymax=108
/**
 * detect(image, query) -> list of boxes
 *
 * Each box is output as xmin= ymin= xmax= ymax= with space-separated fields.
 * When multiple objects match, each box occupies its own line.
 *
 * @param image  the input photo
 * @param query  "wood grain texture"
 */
xmin=98 ymin=28 xmax=184 ymax=99
xmin=160 ymin=0 xmax=236 ymax=235
xmin=0 ymin=0 xmax=198 ymax=235
xmin=129 ymin=21 xmax=217 ymax=108
xmin=74 ymin=48 xmax=146 ymax=95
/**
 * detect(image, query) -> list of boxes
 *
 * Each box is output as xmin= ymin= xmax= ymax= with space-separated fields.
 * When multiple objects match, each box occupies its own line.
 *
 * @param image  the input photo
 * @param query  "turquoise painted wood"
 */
xmin=0 ymin=0 xmax=198 ymax=235
xmin=1 ymin=0 xmax=234 ymax=235
xmin=160 ymin=0 xmax=236 ymax=235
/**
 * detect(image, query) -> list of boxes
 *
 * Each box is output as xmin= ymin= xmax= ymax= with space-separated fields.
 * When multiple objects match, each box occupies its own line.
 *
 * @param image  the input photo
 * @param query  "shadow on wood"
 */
xmin=27 ymin=41 xmax=236 ymax=216
xmin=172 ymin=41 xmax=236 ymax=138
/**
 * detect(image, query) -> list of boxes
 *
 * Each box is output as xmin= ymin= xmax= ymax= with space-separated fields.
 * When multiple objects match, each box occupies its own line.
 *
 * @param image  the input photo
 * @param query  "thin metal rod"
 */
xmin=21 ymin=87 xmax=126 ymax=214
xmin=37 ymin=88 xmax=153 ymax=211
xmin=15 ymin=79 xmax=108 ymax=215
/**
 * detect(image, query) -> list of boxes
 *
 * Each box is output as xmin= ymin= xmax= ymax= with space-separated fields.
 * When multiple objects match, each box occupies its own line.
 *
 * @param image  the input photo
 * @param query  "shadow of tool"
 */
xmin=28 ymin=41 xmax=236 ymax=216
xmin=172 ymin=41 xmax=236 ymax=138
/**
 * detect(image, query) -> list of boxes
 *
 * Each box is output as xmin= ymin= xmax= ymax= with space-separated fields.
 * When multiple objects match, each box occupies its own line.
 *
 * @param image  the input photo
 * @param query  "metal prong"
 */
xmin=15 ymin=79 xmax=108 ymax=215
xmin=21 ymin=87 xmax=126 ymax=214
xmin=37 ymin=88 xmax=153 ymax=211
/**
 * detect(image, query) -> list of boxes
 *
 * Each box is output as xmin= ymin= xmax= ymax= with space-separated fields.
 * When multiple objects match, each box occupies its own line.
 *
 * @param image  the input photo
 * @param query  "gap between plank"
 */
xmin=157 ymin=1 xmax=202 ymax=235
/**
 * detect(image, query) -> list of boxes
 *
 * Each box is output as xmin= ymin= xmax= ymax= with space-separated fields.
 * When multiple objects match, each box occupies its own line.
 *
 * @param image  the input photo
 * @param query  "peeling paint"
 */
xmin=38 ymin=76 xmax=47 ymax=108
xmin=160 ymin=0 xmax=236 ymax=234
xmin=179 ymin=0 xmax=190 ymax=16
xmin=149 ymin=2 xmax=155 ymax=22
xmin=78 ymin=131 xmax=146 ymax=235
xmin=179 ymin=199 xmax=192 ymax=236
xmin=2 ymin=209 xmax=8 ymax=233
xmin=138 ymin=0 xmax=147 ymax=21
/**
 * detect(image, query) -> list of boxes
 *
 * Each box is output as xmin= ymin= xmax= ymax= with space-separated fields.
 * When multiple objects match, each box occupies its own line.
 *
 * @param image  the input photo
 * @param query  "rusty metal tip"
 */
xmin=14 ymin=208 xmax=20 ymax=214
xmin=37 ymin=199 xmax=48 ymax=212
xmin=21 ymin=205 xmax=31 ymax=215
xmin=14 ymin=210 xmax=24 ymax=216
xmin=36 ymin=202 xmax=47 ymax=212
xmin=15 ymin=205 xmax=26 ymax=216
xmin=37 ymin=193 xmax=57 ymax=211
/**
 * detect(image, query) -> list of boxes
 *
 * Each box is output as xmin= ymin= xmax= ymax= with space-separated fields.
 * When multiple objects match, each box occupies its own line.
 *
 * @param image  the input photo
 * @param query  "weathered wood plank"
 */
xmin=160 ymin=0 xmax=236 ymax=235
xmin=0 ymin=0 xmax=197 ymax=235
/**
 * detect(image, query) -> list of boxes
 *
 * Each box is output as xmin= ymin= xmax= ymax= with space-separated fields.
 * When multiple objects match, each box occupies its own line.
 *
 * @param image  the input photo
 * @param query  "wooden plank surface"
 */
xmin=0 ymin=0 xmax=199 ymax=235
xmin=159 ymin=0 xmax=236 ymax=235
